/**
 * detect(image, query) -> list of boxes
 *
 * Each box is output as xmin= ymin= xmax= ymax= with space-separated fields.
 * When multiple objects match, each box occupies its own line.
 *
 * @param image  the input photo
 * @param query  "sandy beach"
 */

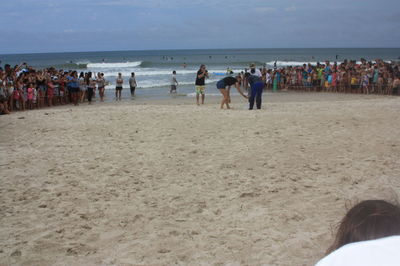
xmin=1 ymin=92 xmax=400 ymax=266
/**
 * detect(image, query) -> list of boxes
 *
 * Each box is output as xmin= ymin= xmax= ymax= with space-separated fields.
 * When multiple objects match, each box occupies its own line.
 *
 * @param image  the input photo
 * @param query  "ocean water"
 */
xmin=1 ymin=48 xmax=399 ymax=99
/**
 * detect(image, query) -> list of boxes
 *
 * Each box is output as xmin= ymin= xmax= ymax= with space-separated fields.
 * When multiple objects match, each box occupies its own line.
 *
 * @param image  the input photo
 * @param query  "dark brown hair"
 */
xmin=327 ymin=200 xmax=400 ymax=254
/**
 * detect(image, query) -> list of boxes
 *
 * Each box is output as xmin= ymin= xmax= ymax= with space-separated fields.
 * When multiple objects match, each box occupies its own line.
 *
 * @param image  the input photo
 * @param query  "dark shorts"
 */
xmin=116 ymin=87 xmax=123 ymax=91
xmin=71 ymin=87 xmax=80 ymax=93
xmin=216 ymin=80 xmax=225 ymax=89
xmin=170 ymin=85 xmax=176 ymax=91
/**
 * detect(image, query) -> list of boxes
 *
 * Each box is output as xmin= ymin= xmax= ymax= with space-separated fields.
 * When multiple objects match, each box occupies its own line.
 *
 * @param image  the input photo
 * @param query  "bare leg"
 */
xmin=100 ymin=88 xmax=105 ymax=101
xmin=219 ymin=88 xmax=230 ymax=109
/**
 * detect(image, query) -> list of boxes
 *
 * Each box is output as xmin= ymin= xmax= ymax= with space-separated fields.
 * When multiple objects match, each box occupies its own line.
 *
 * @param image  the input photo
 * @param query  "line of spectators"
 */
xmin=2 ymin=58 xmax=399 ymax=115
xmin=248 ymin=59 xmax=400 ymax=95
xmin=0 ymin=63 xmax=107 ymax=114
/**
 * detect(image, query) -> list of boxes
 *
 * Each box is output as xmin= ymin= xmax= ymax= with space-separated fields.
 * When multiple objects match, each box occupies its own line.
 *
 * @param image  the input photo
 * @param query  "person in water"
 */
xmin=170 ymin=70 xmax=178 ymax=93
xmin=216 ymin=75 xmax=247 ymax=109
xmin=115 ymin=73 xmax=123 ymax=101
xmin=129 ymin=72 xmax=137 ymax=96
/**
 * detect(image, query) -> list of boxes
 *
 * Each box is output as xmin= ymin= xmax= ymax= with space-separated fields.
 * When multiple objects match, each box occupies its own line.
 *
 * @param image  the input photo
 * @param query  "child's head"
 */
xmin=327 ymin=200 xmax=400 ymax=254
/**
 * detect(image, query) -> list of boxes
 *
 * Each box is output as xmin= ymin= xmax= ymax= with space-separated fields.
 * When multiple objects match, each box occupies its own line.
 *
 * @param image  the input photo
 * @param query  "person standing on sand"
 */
xmin=246 ymin=63 xmax=264 ymax=110
xmin=67 ymin=71 xmax=80 ymax=106
xmin=115 ymin=73 xmax=123 ymax=101
xmin=195 ymin=64 xmax=208 ymax=105
xmin=97 ymin=73 xmax=106 ymax=102
xmin=129 ymin=72 xmax=137 ymax=96
xmin=170 ymin=70 xmax=178 ymax=93
xmin=79 ymin=72 xmax=86 ymax=102
xmin=86 ymin=72 xmax=96 ymax=104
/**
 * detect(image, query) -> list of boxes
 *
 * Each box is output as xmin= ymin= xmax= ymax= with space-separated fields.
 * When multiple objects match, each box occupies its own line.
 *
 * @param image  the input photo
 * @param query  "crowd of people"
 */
xmin=1 ymin=58 xmax=399 ymax=115
xmin=210 ymin=59 xmax=400 ymax=110
xmin=252 ymin=59 xmax=400 ymax=94
xmin=0 ymin=63 xmax=112 ymax=114
xmin=197 ymin=59 xmax=400 ymax=110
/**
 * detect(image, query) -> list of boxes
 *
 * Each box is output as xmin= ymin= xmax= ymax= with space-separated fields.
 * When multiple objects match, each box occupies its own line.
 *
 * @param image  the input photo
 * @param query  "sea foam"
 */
xmin=87 ymin=61 xmax=143 ymax=68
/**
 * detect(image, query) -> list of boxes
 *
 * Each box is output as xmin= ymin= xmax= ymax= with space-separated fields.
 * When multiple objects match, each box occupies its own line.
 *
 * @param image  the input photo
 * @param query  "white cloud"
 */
xmin=285 ymin=5 xmax=296 ymax=12
xmin=255 ymin=7 xmax=277 ymax=13
xmin=97 ymin=0 xmax=208 ymax=8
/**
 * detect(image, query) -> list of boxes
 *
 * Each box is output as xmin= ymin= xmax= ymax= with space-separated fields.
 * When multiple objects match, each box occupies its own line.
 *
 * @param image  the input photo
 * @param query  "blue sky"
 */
xmin=0 ymin=0 xmax=399 ymax=54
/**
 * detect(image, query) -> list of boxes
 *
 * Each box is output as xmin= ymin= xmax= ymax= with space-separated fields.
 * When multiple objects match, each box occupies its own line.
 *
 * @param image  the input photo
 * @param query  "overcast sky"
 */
xmin=0 ymin=0 xmax=399 ymax=54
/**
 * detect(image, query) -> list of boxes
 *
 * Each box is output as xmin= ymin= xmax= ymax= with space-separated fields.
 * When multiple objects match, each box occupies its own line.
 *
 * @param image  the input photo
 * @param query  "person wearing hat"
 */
xmin=247 ymin=63 xmax=264 ymax=110
xmin=249 ymin=63 xmax=262 ymax=77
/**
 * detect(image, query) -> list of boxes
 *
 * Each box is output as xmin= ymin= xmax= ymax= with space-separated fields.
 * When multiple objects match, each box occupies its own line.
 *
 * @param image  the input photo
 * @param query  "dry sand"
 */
xmin=1 ymin=92 xmax=400 ymax=266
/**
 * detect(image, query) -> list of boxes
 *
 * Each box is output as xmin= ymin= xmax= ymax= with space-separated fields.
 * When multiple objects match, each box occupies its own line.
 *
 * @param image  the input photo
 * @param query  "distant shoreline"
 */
xmin=2 ymin=47 xmax=400 ymax=56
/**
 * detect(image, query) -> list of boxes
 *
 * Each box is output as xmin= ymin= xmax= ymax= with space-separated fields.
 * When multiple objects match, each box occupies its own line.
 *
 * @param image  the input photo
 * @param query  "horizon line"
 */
xmin=1 ymin=47 xmax=400 ymax=56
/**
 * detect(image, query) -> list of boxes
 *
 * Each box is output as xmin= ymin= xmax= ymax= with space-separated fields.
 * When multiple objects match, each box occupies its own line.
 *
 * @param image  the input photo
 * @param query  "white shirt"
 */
xmin=315 ymin=236 xmax=400 ymax=266
xmin=171 ymin=74 xmax=178 ymax=86
xmin=266 ymin=73 xmax=272 ymax=83
xmin=249 ymin=68 xmax=262 ymax=77
xmin=129 ymin=77 xmax=137 ymax=87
